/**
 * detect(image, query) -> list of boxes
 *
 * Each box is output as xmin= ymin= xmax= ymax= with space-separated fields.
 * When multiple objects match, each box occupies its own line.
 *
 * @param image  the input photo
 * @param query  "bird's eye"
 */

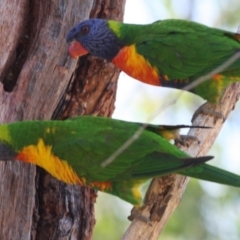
xmin=81 ymin=26 xmax=89 ymax=34
xmin=67 ymin=38 xmax=74 ymax=44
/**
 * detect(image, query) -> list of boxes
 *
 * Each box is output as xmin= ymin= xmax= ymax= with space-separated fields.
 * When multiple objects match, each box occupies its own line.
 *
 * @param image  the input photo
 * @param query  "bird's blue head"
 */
xmin=66 ymin=18 xmax=123 ymax=61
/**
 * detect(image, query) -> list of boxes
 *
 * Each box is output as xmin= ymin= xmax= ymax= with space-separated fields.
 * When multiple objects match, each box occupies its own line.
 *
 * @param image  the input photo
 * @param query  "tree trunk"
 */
xmin=0 ymin=0 xmax=125 ymax=239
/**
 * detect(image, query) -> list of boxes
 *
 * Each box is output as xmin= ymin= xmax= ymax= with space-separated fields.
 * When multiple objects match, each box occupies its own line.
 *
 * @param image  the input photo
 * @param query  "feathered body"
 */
xmin=67 ymin=19 xmax=240 ymax=102
xmin=1 ymin=116 xmax=240 ymax=205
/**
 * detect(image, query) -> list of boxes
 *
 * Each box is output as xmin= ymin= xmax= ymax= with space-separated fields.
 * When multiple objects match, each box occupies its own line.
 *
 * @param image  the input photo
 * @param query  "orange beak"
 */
xmin=68 ymin=40 xmax=88 ymax=59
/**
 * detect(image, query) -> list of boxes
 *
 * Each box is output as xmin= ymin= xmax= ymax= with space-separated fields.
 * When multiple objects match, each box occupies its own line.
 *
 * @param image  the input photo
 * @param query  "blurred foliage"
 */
xmin=93 ymin=1 xmax=240 ymax=239
xmin=93 ymin=193 xmax=131 ymax=240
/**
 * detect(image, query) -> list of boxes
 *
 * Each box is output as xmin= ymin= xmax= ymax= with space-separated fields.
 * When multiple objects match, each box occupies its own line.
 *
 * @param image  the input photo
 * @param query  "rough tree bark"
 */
xmin=0 ymin=0 xmax=125 ymax=239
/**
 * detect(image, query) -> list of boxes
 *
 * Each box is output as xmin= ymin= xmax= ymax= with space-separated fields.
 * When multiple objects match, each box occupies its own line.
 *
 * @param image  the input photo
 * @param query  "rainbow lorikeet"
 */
xmin=1 ymin=116 xmax=240 ymax=205
xmin=66 ymin=19 xmax=240 ymax=103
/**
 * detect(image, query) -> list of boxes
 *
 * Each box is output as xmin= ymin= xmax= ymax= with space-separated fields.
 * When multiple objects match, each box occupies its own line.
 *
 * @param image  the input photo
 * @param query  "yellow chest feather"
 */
xmin=16 ymin=139 xmax=85 ymax=185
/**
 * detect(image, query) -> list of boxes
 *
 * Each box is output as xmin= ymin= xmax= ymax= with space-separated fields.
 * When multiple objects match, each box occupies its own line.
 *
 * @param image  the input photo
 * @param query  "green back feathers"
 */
xmin=141 ymin=20 xmax=240 ymax=78
xmin=47 ymin=117 xmax=190 ymax=181
xmin=4 ymin=117 xmax=189 ymax=165
xmin=0 ymin=120 xmax=54 ymax=151
xmin=108 ymin=19 xmax=240 ymax=78
xmin=108 ymin=19 xmax=240 ymax=102
xmin=108 ymin=20 xmax=146 ymax=45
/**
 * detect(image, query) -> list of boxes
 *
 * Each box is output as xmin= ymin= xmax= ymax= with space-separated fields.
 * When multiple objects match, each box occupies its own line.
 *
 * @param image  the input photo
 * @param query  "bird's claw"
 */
xmin=128 ymin=206 xmax=152 ymax=225
xmin=175 ymin=135 xmax=200 ymax=146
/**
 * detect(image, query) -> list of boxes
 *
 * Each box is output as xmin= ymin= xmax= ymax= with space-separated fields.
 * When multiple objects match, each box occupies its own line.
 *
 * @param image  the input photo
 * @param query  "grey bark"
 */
xmin=0 ymin=0 xmax=126 ymax=239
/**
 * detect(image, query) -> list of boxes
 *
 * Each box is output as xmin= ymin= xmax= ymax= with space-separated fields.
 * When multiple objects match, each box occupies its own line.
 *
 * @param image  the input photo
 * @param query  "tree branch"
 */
xmin=122 ymin=82 xmax=240 ymax=240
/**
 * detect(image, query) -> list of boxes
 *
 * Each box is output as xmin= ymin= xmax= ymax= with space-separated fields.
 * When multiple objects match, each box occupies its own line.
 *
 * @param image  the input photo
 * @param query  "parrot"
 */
xmin=66 ymin=18 xmax=240 ymax=103
xmin=1 ymin=116 xmax=240 ymax=205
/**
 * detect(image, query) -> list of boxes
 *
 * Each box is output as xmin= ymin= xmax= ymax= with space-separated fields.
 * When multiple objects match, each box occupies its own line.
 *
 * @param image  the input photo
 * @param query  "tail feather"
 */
xmin=131 ymin=155 xmax=214 ymax=178
xmin=182 ymin=163 xmax=240 ymax=187
xmin=183 ymin=156 xmax=214 ymax=166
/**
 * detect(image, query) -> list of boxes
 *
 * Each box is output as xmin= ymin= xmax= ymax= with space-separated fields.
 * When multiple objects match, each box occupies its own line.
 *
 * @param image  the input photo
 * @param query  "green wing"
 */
xmin=134 ymin=19 xmax=240 ymax=80
xmin=53 ymin=136 xmax=211 ymax=182
xmin=50 ymin=127 xmax=213 ymax=206
xmin=51 ymin=118 xmax=198 ymax=183
xmin=182 ymin=163 xmax=240 ymax=188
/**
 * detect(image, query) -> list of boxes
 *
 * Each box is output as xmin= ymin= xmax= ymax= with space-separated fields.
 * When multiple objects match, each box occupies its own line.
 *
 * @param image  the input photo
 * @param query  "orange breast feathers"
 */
xmin=15 ymin=139 xmax=112 ymax=191
xmin=111 ymin=44 xmax=160 ymax=86
xmin=16 ymin=139 xmax=85 ymax=185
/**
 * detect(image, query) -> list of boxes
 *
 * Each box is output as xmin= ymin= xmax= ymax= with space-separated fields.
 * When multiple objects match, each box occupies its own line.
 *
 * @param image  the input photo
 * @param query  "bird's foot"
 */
xmin=191 ymin=102 xmax=225 ymax=123
xmin=175 ymin=134 xmax=200 ymax=147
xmin=128 ymin=206 xmax=152 ymax=225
